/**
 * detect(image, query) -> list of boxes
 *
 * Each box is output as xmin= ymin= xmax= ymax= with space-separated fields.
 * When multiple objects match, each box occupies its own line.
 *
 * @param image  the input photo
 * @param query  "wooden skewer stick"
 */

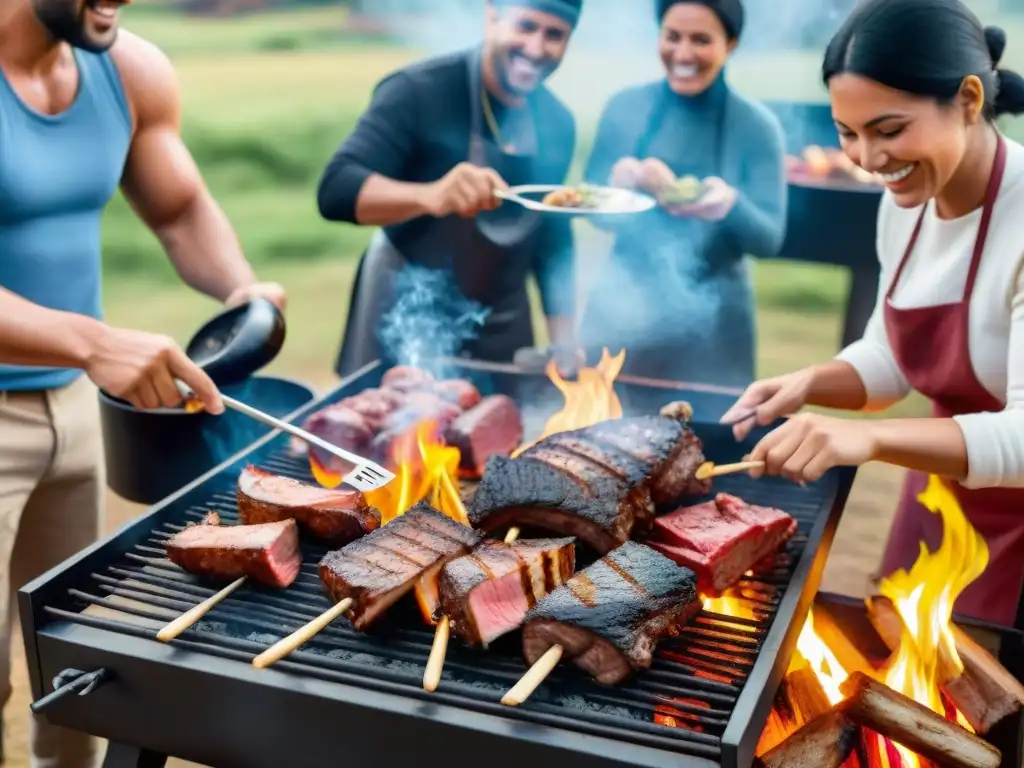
xmin=252 ymin=597 xmax=353 ymax=669
xmin=695 ymin=460 xmax=765 ymax=480
xmin=501 ymin=644 xmax=564 ymax=706
xmin=423 ymin=526 xmax=521 ymax=692
xmin=156 ymin=576 xmax=247 ymax=642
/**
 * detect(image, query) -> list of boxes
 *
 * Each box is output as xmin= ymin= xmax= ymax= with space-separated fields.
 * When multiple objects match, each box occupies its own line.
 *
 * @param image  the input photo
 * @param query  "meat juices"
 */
xmin=319 ymin=503 xmax=481 ymax=631
xmin=648 ymin=493 xmax=798 ymax=593
xmin=438 ymin=537 xmax=575 ymax=648
xmin=236 ymin=465 xmax=380 ymax=547
xmin=444 ymin=394 xmax=524 ymax=477
xmin=165 ymin=512 xmax=302 ymax=588
xmin=468 ymin=402 xmax=711 ymax=554
xmin=521 ymin=541 xmax=700 ymax=685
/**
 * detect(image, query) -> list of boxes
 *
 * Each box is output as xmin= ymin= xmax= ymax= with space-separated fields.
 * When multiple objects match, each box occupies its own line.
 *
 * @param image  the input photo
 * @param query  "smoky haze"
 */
xmin=357 ymin=0 xmax=847 ymax=382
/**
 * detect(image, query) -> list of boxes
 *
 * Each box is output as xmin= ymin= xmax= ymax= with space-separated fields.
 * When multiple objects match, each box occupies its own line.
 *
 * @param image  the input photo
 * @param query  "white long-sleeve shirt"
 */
xmin=835 ymin=136 xmax=1024 ymax=489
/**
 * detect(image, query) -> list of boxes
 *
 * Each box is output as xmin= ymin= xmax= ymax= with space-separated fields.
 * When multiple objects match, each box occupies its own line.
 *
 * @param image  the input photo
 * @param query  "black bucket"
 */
xmin=101 ymin=375 xmax=316 ymax=505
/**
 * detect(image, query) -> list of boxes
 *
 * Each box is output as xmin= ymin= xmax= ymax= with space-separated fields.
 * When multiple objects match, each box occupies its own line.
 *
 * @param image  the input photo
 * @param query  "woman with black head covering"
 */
xmin=721 ymin=0 xmax=1024 ymax=627
xmin=577 ymin=0 xmax=787 ymax=388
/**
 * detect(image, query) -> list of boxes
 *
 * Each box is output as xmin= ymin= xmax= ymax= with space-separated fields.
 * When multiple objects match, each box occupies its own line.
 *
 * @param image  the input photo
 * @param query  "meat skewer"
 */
xmin=157 ymin=513 xmax=302 ymax=641
xmin=695 ymin=459 xmax=764 ymax=480
xmin=423 ymin=527 xmax=522 ymax=692
xmin=501 ymin=541 xmax=700 ymax=706
xmin=252 ymin=503 xmax=480 ymax=668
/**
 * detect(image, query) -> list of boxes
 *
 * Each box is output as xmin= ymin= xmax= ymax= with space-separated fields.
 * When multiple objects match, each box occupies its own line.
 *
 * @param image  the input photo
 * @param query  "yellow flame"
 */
xmin=512 ymin=348 xmax=625 ymax=457
xmin=794 ymin=607 xmax=849 ymax=705
xmin=877 ymin=475 xmax=987 ymax=766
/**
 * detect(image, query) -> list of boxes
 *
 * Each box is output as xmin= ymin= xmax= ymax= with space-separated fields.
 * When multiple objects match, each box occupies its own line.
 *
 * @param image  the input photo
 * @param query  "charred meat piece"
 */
xmin=648 ymin=493 xmax=797 ymax=593
xmin=237 ymin=465 xmax=380 ymax=547
xmin=444 ymin=395 xmax=524 ymax=477
xmin=521 ymin=541 xmax=700 ymax=685
xmin=319 ymin=503 xmax=481 ymax=631
xmin=439 ymin=537 xmax=575 ymax=648
xmin=166 ymin=512 xmax=301 ymax=588
xmin=468 ymin=403 xmax=709 ymax=553
xmin=297 ymin=406 xmax=373 ymax=465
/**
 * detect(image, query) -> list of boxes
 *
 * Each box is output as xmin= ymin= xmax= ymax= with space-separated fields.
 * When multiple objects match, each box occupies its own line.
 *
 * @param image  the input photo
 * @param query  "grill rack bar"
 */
xmin=21 ymin=360 xmax=857 ymax=768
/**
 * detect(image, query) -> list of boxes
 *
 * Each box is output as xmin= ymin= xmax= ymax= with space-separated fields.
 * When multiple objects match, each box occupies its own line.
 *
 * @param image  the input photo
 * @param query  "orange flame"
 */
xmin=310 ymin=419 xmax=469 ymax=625
xmin=758 ymin=475 xmax=985 ymax=766
xmin=512 ymin=348 xmax=626 ymax=457
xmin=875 ymin=475 xmax=986 ymax=765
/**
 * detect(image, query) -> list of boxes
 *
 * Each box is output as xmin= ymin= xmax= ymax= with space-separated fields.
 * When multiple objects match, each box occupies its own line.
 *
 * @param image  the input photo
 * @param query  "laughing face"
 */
xmin=829 ymin=73 xmax=982 ymax=209
xmin=659 ymin=3 xmax=736 ymax=97
xmin=484 ymin=5 xmax=572 ymax=98
xmin=29 ymin=0 xmax=128 ymax=53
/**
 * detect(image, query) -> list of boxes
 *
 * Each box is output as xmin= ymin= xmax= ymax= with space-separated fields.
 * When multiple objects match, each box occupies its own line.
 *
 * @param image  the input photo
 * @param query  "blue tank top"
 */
xmin=0 ymin=49 xmax=131 ymax=390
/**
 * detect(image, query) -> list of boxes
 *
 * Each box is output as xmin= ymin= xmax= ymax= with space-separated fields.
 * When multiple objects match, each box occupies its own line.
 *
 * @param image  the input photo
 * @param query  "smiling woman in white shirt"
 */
xmin=719 ymin=0 xmax=1024 ymax=627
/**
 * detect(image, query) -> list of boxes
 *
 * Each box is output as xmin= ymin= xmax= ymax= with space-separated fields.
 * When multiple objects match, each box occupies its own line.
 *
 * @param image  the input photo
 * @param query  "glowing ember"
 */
xmin=512 ymin=348 xmax=625 ymax=457
xmin=311 ymin=419 xmax=470 ymax=624
xmin=875 ymin=475 xmax=987 ymax=765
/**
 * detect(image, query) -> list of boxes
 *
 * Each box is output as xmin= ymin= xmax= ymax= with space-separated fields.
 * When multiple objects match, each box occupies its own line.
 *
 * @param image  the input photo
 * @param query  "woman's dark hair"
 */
xmin=822 ymin=0 xmax=1024 ymax=118
xmin=656 ymin=0 xmax=744 ymax=40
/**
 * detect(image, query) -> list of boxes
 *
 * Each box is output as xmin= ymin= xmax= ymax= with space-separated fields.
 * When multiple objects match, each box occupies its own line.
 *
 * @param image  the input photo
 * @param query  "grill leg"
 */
xmin=102 ymin=743 xmax=167 ymax=768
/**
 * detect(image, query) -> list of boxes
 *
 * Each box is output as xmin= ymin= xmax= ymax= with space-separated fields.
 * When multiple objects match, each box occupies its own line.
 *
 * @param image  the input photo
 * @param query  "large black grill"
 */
xmin=20 ymin=360 xmax=856 ymax=768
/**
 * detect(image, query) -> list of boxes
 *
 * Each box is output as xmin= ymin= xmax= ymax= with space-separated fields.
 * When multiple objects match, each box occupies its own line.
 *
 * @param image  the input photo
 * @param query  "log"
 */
xmin=866 ymin=595 xmax=1024 ymax=734
xmin=753 ymin=710 xmax=860 ymax=768
xmin=838 ymin=671 xmax=1002 ymax=768
xmin=811 ymin=604 xmax=877 ymax=680
xmin=756 ymin=666 xmax=834 ymax=755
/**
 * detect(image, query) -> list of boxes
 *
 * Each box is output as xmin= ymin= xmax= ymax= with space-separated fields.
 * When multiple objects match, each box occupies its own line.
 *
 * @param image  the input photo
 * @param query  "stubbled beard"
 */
xmin=32 ymin=0 xmax=117 ymax=53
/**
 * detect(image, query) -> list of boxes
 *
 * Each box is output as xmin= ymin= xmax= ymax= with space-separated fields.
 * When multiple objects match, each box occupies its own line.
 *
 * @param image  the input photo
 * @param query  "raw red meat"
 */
xmin=443 ymin=395 xmax=523 ymax=477
xmin=648 ymin=493 xmax=797 ymax=593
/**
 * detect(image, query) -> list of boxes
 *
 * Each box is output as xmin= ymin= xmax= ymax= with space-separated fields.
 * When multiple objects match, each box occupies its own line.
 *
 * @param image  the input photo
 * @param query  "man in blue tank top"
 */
xmin=0 ymin=0 xmax=287 ymax=764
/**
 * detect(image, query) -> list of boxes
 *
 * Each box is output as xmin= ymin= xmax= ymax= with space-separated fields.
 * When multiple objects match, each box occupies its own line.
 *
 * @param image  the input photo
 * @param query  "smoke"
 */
xmin=378 ymin=265 xmax=491 ymax=375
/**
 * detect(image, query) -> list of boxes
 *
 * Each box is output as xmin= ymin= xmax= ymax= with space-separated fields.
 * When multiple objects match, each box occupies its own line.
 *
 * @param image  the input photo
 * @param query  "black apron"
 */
xmin=335 ymin=53 xmax=545 ymax=378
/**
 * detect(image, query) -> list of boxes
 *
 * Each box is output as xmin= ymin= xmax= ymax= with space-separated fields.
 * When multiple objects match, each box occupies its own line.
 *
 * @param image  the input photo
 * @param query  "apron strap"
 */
xmin=963 ymin=133 xmax=1007 ymax=301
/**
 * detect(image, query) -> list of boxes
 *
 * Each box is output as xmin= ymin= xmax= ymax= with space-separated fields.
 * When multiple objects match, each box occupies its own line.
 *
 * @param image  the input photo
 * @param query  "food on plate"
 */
xmin=786 ymin=145 xmax=880 ymax=186
xmin=165 ymin=512 xmax=302 ymax=588
xmin=541 ymin=184 xmax=601 ymax=208
xmin=467 ymin=402 xmax=710 ymax=553
xmin=236 ymin=465 xmax=380 ymax=546
xmin=443 ymin=394 xmax=524 ymax=477
xmin=318 ymin=503 xmax=481 ymax=631
xmin=648 ymin=493 xmax=797 ymax=593
xmin=438 ymin=537 xmax=576 ymax=648
xmin=659 ymin=174 xmax=705 ymax=205
xmin=520 ymin=541 xmax=700 ymax=685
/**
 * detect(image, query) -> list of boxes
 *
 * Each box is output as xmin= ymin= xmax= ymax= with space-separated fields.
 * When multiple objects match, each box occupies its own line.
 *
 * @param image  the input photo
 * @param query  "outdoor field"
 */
xmin=5 ymin=3 xmax=1023 ymax=764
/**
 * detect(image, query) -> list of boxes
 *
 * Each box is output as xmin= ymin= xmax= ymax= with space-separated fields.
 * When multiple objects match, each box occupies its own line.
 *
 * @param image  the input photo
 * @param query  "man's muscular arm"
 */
xmin=112 ymin=33 xmax=256 ymax=302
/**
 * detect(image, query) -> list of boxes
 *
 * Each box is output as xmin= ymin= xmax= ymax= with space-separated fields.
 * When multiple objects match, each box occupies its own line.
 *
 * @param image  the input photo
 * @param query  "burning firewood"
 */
xmin=756 ymin=666 xmax=834 ymax=754
xmin=866 ymin=595 xmax=1024 ymax=734
xmin=838 ymin=671 xmax=1002 ymax=768
xmin=754 ymin=709 xmax=860 ymax=768
xmin=809 ymin=604 xmax=876 ymax=681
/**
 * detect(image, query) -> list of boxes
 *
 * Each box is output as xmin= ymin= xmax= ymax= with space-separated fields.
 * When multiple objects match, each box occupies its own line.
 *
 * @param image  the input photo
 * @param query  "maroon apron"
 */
xmin=878 ymin=135 xmax=1024 ymax=627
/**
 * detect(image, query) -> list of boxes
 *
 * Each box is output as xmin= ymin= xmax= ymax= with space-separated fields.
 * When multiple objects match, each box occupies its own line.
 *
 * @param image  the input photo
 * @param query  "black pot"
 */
xmin=101 ymin=375 xmax=315 ymax=505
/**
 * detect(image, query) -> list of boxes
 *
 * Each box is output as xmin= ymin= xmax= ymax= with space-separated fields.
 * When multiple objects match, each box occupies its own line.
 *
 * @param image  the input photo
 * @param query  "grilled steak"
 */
xmin=439 ymin=537 xmax=575 ymax=648
xmin=468 ymin=402 xmax=710 ymax=553
xmin=319 ymin=503 xmax=481 ymax=630
xmin=444 ymin=394 xmax=524 ymax=477
xmin=237 ymin=465 xmax=380 ymax=547
xmin=521 ymin=541 xmax=700 ymax=685
xmin=166 ymin=512 xmax=301 ymax=588
xmin=649 ymin=493 xmax=797 ymax=593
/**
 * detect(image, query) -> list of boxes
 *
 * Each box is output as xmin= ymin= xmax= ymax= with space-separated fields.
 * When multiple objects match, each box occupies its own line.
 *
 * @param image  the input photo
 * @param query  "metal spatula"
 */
xmin=176 ymin=381 xmax=395 ymax=493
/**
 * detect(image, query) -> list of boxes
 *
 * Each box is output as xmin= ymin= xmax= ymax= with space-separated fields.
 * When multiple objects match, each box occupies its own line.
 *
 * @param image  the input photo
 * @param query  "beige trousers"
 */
xmin=0 ymin=374 xmax=103 ymax=768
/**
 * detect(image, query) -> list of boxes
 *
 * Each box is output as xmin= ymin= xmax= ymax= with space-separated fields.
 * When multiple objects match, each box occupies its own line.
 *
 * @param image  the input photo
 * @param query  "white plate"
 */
xmin=498 ymin=184 xmax=657 ymax=215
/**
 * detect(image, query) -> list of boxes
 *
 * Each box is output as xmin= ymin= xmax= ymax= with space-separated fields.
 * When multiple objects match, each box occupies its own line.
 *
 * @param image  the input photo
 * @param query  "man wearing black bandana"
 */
xmin=318 ymin=0 xmax=582 ymax=376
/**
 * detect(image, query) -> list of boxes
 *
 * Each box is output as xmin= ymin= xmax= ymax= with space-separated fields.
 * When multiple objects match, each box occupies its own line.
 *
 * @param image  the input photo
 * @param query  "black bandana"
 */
xmin=493 ymin=0 xmax=583 ymax=28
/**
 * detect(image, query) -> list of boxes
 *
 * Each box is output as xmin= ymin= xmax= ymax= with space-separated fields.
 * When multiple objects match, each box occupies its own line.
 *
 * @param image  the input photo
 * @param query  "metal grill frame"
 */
xmin=19 ymin=359 xmax=857 ymax=768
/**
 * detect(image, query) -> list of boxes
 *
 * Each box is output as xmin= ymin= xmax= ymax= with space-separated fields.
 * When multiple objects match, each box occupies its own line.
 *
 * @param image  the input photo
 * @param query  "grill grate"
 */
xmin=43 ymin=445 xmax=834 ymax=763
